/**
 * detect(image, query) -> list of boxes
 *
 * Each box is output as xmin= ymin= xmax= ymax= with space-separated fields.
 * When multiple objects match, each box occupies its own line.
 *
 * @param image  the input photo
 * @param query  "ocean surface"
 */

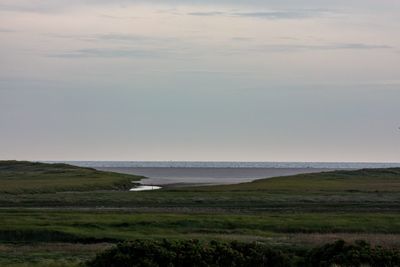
xmin=48 ymin=161 xmax=400 ymax=187
xmin=55 ymin=161 xmax=400 ymax=169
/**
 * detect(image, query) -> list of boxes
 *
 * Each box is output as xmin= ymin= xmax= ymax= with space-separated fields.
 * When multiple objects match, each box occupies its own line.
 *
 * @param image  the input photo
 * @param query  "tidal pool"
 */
xmin=130 ymin=185 xmax=162 ymax=191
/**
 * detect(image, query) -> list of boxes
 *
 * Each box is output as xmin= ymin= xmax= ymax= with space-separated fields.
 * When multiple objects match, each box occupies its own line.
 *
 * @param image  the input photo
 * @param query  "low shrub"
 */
xmin=307 ymin=240 xmax=400 ymax=267
xmin=87 ymin=239 xmax=400 ymax=267
xmin=86 ymin=239 xmax=292 ymax=267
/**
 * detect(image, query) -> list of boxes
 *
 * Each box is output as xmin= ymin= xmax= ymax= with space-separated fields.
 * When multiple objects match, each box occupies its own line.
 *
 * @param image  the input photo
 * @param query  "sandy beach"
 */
xmin=97 ymin=167 xmax=334 ymax=186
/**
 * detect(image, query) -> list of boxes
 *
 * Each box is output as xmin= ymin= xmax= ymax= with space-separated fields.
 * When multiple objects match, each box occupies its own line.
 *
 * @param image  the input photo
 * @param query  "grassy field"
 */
xmin=191 ymin=168 xmax=400 ymax=192
xmin=0 ymin=243 xmax=109 ymax=267
xmin=2 ymin=168 xmax=399 ymax=212
xmin=1 ymin=210 xmax=400 ymax=242
xmin=1 ymin=161 xmax=400 ymax=266
xmin=0 ymin=161 xmax=143 ymax=193
xmin=1 ymin=209 xmax=400 ymax=266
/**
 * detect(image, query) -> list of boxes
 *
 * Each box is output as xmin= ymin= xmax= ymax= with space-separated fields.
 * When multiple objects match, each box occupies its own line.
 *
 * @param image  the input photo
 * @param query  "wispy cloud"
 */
xmin=94 ymin=34 xmax=176 ymax=43
xmin=233 ymin=10 xmax=326 ymax=19
xmin=187 ymin=11 xmax=224 ymax=16
xmin=330 ymin=43 xmax=392 ymax=50
xmin=231 ymin=37 xmax=253 ymax=41
xmin=46 ymin=33 xmax=177 ymax=44
xmin=98 ymin=14 xmax=139 ymax=20
xmin=0 ymin=3 xmax=57 ymax=13
xmin=187 ymin=9 xmax=337 ymax=20
xmin=44 ymin=33 xmax=188 ymax=58
xmin=253 ymin=43 xmax=392 ymax=52
xmin=47 ymin=48 xmax=163 ymax=58
xmin=48 ymin=42 xmax=391 ymax=59
xmin=0 ymin=28 xmax=15 ymax=33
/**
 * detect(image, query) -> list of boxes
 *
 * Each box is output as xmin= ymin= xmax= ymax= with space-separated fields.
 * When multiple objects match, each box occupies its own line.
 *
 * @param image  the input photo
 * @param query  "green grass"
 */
xmin=1 ymin=210 xmax=400 ymax=243
xmin=1 ymin=209 xmax=400 ymax=266
xmin=1 ymin=161 xmax=400 ymax=265
xmin=1 ymin=189 xmax=399 ymax=213
xmin=0 ymin=243 xmax=109 ymax=267
xmin=0 ymin=161 xmax=143 ymax=193
xmin=190 ymin=168 xmax=400 ymax=192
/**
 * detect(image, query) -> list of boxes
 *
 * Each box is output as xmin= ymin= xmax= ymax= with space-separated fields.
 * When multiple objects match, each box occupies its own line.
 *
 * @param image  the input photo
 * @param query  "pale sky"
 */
xmin=1 ymin=0 xmax=400 ymax=162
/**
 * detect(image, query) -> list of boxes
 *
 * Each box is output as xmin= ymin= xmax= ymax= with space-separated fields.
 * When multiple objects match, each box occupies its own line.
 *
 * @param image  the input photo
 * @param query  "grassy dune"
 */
xmin=0 ymin=161 xmax=143 ymax=193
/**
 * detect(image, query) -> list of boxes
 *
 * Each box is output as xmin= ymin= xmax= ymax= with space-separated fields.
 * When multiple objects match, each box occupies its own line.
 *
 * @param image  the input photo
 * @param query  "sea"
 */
xmin=54 ymin=161 xmax=400 ymax=169
xmin=45 ymin=161 xmax=400 ymax=187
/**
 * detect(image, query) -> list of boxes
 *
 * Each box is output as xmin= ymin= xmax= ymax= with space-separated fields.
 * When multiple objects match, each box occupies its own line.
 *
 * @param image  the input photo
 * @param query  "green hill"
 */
xmin=193 ymin=168 xmax=400 ymax=193
xmin=0 ymin=161 xmax=143 ymax=193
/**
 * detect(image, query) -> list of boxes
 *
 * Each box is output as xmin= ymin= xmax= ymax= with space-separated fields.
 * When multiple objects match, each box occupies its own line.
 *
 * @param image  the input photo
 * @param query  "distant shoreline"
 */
xmin=46 ymin=161 xmax=400 ymax=169
xmin=97 ymin=167 xmax=336 ymax=186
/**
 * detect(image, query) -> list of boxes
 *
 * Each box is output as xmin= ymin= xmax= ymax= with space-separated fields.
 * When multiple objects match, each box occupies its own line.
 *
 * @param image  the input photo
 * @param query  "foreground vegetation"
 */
xmin=1 ymin=161 xmax=400 ymax=266
xmin=88 ymin=239 xmax=400 ymax=267
xmin=2 ymin=210 xmax=400 ymax=243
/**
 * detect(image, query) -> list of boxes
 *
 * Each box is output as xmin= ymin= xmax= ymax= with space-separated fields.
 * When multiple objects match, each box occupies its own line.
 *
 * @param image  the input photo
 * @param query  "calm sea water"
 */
xmin=54 ymin=161 xmax=400 ymax=169
xmin=44 ymin=161 xmax=400 ymax=186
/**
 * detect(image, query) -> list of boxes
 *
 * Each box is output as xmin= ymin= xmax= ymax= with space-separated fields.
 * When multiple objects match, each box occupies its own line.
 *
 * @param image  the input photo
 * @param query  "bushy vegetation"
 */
xmin=87 ymin=240 xmax=292 ymax=267
xmin=307 ymin=240 xmax=400 ymax=267
xmin=87 ymin=240 xmax=400 ymax=267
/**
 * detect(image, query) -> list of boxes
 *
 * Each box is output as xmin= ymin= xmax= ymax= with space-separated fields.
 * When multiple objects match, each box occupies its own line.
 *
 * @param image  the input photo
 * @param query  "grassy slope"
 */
xmin=0 ymin=161 xmax=143 ymax=193
xmin=189 ymin=168 xmax=400 ymax=192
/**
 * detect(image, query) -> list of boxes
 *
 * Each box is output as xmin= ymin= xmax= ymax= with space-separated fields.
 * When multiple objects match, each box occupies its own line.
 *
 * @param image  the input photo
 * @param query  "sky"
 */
xmin=0 ymin=0 xmax=400 ymax=162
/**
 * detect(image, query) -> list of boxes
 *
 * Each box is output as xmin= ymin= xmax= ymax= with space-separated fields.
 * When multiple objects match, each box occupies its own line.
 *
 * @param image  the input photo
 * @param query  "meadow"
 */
xmin=0 ymin=161 xmax=142 ymax=193
xmin=1 ymin=161 xmax=400 ymax=266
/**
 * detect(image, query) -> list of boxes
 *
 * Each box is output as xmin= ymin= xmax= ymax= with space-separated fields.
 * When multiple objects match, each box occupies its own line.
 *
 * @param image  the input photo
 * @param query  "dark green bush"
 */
xmin=86 ymin=239 xmax=292 ymax=267
xmin=87 ymin=239 xmax=400 ymax=267
xmin=306 ymin=240 xmax=400 ymax=267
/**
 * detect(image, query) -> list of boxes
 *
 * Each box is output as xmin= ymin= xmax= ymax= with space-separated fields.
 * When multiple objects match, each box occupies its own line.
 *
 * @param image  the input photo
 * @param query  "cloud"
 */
xmin=187 ymin=11 xmax=224 ymax=16
xmin=253 ymin=43 xmax=392 ymax=52
xmin=47 ymin=48 xmax=163 ymax=58
xmin=231 ymin=37 xmax=252 ymax=41
xmin=186 ymin=9 xmax=336 ymax=20
xmin=0 ymin=28 xmax=15 ymax=33
xmin=0 ymin=2 xmax=60 ymax=13
xmin=46 ymin=33 xmax=177 ymax=44
xmin=332 ymin=43 xmax=392 ymax=50
xmin=47 ymin=42 xmax=391 ymax=59
xmin=233 ymin=10 xmax=326 ymax=19
xmin=98 ymin=14 xmax=136 ymax=20
xmin=94 ymin=34 xmax=176 ymax=43
xmin=44 ymin=33 xmax=187 ymax=58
